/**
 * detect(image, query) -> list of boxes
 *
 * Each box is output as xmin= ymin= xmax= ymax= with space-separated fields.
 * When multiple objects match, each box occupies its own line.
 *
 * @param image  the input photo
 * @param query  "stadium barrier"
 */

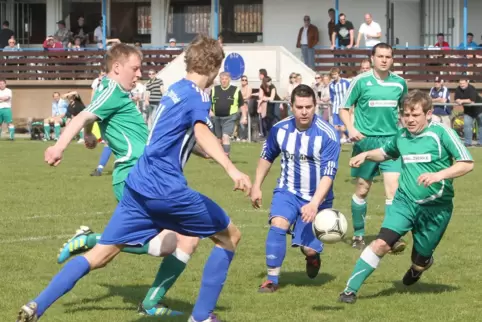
xmin=314 ymin=48 xmax=482 ymax=82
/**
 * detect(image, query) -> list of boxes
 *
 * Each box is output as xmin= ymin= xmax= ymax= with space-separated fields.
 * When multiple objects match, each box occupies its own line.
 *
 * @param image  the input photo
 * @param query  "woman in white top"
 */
xmin=238 ymin=75 xmax=252 ymax=141
xmin=312 ymin=73 xmax=331 ymax=122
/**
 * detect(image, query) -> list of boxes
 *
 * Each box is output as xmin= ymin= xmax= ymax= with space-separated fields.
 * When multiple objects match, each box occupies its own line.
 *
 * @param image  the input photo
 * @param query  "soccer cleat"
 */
xmin=352 ymin=237 xmax=365 ymax=250
xmin=90 ymin=169 xmax=102 ymax=176
xmin=57 ymin=226 xmax=94 ymax=264
xmin=137 ymin=302 xmax=183 ymax=317
xmin=338 ymin=291 xmax=357 ymax=304
xmin=258 ymin=280 xmax=279 ymax=293
xmin=389 ymin=238 xmax=407 ymax=255
xmin=16 ymin=301 xmax=38 ymax=322
xmin=188 ymin=313 xmax=221 ymax=322
xmin=402 ymin=257 xmax=434 ymax=286
xmin=304 ymin=252 xmax=321 ymax=279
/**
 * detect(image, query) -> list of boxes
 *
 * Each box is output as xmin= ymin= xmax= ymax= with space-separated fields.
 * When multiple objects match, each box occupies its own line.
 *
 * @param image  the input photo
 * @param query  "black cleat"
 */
xmin=402 ymin=257 xmax=434 ymax=286
xmin=304 ymin=252 xmax=321 ymax=279
xmin=338 ymin=291 xmax=357 ymax=304
xmin=352 ymin=237 xmax=365 ymax=250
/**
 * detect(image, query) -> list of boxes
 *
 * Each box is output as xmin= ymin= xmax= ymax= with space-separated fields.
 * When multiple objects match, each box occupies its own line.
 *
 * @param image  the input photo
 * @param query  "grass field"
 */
xmin=1 ymin=140 xmax=482 ymax=322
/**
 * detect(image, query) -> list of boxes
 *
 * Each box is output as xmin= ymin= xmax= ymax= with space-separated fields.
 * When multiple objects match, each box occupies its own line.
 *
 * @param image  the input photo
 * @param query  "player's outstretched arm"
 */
xmin=192 ymin=144 xmax=210 ymax=159
xmin=56 ymin=111 xmax=97 ymax=151
xmin=194 ymin=122 xmax=252 ymax=194
xmin=350 ymin=148 xmax=388 ymax=168
xmin=418 ymin=161 xmax=474 ymax=188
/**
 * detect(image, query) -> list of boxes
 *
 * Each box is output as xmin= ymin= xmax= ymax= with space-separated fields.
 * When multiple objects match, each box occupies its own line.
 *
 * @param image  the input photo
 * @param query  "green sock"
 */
xmin=44 ymin=124 xmax=50 ymax=139
xmin=79 ymin=129 xmax=84 ymax=139
xmin=86 ymin=233 xmax=101 ymax=248
xmin=122 ymin=244 xmax=149 ymax=254
xmin=344 ymin=246 xmax=380 ymax=294
xmin=142 ymin=250 xmax=189 ymax=310
xmin=8 ymin=126 xmax=14 ymax=139
xmin=54 ymin=124 xmax=61 ymax=140
xmin=385 ymin=199 xmax=392 ymax=218
xmin=351 ymin=195 xmax=367 ymax=237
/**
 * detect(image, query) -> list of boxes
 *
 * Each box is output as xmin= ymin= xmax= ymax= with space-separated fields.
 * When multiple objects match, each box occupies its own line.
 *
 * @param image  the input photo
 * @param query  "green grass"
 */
xmin=1 ymin=140 xmax=481 ymax=322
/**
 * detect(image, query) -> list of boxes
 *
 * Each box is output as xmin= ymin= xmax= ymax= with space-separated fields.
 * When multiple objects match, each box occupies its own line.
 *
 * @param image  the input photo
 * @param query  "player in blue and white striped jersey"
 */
xmin=251 ymin=84 xmax=341 ymax=293
xmin=329 ymin=67 xmax=351 ymax=143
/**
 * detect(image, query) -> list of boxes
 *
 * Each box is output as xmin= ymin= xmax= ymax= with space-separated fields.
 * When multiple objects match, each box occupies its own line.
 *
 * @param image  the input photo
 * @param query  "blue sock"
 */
xmin=192 ymin=246 xmax=234 ymax=321
xmin=265 ymin=226 xmax=287 ymax=285
xmin=34 ymin=256 xmax=90 ymax=317
xmin=97 ymin=146 xmax=112 ymax=172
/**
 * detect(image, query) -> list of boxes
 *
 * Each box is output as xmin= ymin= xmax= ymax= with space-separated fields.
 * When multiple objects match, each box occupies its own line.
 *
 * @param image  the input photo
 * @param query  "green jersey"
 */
xmin=85 ymin=78 xmax=148 ymax=185
xmin=381 ymin=122 xmax=472 ymax=205
xmin=341 ymin=70 xmax=408 ymax=136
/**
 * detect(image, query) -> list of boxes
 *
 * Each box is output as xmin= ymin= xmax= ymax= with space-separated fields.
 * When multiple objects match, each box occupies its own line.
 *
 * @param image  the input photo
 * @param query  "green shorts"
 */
xmin=0 ymin=108 xmax=13 ymax=124
xmin=351 ymin=136 xmax=401 ymax=180
xmin=113 ymin=182 xmax=125 ymax=202
xmin=382 ymin=190 xmax=453 ymax=257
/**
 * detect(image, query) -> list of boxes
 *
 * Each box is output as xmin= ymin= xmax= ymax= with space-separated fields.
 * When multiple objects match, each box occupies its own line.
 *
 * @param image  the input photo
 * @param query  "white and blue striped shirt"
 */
xmin=261 ymin=115 xmax=340 ymax=202
xmin=329 ymin=78 xmax=351 ymax=114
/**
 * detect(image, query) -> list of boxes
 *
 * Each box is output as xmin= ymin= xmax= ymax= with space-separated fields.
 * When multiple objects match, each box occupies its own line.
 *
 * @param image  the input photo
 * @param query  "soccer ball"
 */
xmin=312 ymin=209 xmax=348 ymax=244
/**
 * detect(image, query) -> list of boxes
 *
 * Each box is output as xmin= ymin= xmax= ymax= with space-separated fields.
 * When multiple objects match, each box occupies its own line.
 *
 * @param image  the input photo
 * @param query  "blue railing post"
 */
xmin=463 ymin=0 xmax=468 ymax=48
xmin=102 ymin=0 xmax=107 ymax=49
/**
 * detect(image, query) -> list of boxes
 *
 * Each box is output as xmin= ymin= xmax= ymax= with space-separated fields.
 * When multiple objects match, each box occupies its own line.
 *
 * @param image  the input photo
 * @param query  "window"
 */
xmin=137 ymin=6 xmax=151 ymax=35
xmin=234 ymin=3 xmax=262 ymax=33
xmin=184 ymin=5 xmax=211 ymax=34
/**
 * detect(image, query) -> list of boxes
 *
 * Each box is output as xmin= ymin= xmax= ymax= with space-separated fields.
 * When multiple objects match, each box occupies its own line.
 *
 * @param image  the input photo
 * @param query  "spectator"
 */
xmin=454 ymin=78 xmax=482 ymax=146
xmin=211 ymin=72 xmax=243 ymax=157
xmin=259 ymin=69 xmax=267 ymax=81
xmin=296 ymin=15 xmax=319 ymax=70
xmin=312 ymin=73 xmax=331 ymax=121
xmin=54 ymin=20 xmax=71 ymax=48
xmin=285 ymin=72 xmax=299 ymax=101
xmin=68 ymin=37 xmax=85 ymax=51
xmin=0 ymin=21 xmax=14 ymax=48
xmin=457 ymin=32 xmax=478 ymax=49
xmin=94 ymin=19 xmax=104 ymax=45
xmin=0 ymin=79 xmax=14 ymax=140
xmin=327 ymin=8 xmax=336 ymax=42
xmin=355 ymin=14 xmax=381 ymax=48
xmin=434 ymin=33 xmax=450 ymax=49
xmin=91 ymin=68 xmax=106 ymax=100
xmin=429 ymin=77 xmax=451 ymax=127
xmin=295 ymin=73 xmax=303 ymax=85
xmin=144 ymin=69 xmax=164 ymax=128
xmin=131 ymin=76 xmax=146 ymax=113
xmin=43 ymin=36 xmax=63 ymax=50
xmin=166 ymin=38 xmax=181 ymax=50
xmin=258 ymin=76 xmax=281 ymax=135
xmin=238 ymin=75 xmax=252 ymax=141
xmin=3 ymin=38 xmax=21 ymax=59
xmin=71 ymin=16 xmax=90 ymax=46
xmin=331 ymin=13 xmax=354 ymax=50
xmin=43 ymin=92 xmax=68 ymax=141
xmin=359 ymin=58 xmax=372 ymax=73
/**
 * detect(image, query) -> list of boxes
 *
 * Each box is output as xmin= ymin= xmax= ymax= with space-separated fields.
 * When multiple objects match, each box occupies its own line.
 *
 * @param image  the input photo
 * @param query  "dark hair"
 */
xmin=291 ymin=84 xmax=316 ymax=105
xmin=403 ymin=90 xmax=432 ymax=114
xmin=328 ymin=8 xmax=335 ymax=13
xmin=371 ymin=42 xmax=393 ymax=56
xmin=2 ymin=21 xmax=9 ymax=27
xmin=467 ymin=32 xmax=474 ymax=37
xmin=339 ymin=13 xmax=346 ymax=18
xmin=259 ymin=69 xmax=267 ymax=77
xmin=437 ymin=32 xmax=444 ymax=37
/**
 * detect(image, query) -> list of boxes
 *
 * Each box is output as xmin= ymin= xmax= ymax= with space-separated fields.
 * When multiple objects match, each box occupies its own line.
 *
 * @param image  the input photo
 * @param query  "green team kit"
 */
xmin=341 ymin=70 xmax=408 ymax=179
xmin=342 ymin=120 xmax=473 ymax=299
xmin=380 ymin=122 xmax=472 ymax=256
xmin=85 ymin=78 xmax=148 ymax=201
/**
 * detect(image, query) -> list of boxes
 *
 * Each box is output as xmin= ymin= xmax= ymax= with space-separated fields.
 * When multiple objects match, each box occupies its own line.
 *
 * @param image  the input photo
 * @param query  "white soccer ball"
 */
xmin=312 ymin=208 xmax=348 ymax=244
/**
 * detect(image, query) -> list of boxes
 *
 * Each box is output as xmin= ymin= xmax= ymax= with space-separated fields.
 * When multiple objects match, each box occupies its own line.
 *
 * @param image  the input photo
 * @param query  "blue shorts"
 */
xmin=269 ymin=189 xmax=332 ymax=253
xmin=99 ymin=185 xmax=231 ymax=246
xmin=332 ymin=114 xmax=344 ymax=127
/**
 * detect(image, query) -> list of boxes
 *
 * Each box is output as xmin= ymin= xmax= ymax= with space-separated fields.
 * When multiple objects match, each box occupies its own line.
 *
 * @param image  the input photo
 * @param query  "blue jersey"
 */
xmin=261 ymin=115 xmax=340 ymax=202
xmin=329 ymin=78 xmax=350 ymax=114
xmin=126 ymin=79 xmax=211 ymax=198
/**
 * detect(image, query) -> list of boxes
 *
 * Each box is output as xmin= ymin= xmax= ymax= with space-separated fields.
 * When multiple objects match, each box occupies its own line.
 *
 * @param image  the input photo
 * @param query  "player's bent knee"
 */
xmin=370 ymin=239 xmax=391 ymax=256
xmin=211 ymin=222 xmax=241 ymax=251
xmin=84 ymin=244 xmax=122 ymax=269
xmin=148 ymin=230 xmax=177 ymax=257
xmin=176 ymin=234 xmax=200 ymax=255
xmin=376 ymin=227 xmax=401 ymax=253
xmin=270 ymin=216 xmax=290 ymax=230
xmin=355 ymin=178 xmax=372 ymax=199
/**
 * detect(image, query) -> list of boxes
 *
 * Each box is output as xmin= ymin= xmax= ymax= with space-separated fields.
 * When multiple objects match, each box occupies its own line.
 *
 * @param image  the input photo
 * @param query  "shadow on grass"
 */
xmin=209 ymin=160 xmax=248 ymax=165
xmin=361 ymin=281 xmax=459 ymax=299
xmin=343 ymin=178 xmax=383 ymax=184
xmin=63 ymin=283 xmax=229 ymax=315
xmin=311 ymin=305 xmax=344 ymax=311
xmin=256 ymin=271 xmax=336 ymax=287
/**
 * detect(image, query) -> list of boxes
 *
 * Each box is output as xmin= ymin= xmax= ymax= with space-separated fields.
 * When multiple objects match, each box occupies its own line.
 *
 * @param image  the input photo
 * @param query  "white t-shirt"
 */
xmin=301 ymin=26 xmax=308 ymax=45
xmin=0 ymin=88 xmax=12 ymax=109
xmin=358 ymin=21 xmax=382 ymax=47
xmin=94 ymin=26 xmax=103 ymax=43
xmin=131 ymin=82 xmax=145 ymax=99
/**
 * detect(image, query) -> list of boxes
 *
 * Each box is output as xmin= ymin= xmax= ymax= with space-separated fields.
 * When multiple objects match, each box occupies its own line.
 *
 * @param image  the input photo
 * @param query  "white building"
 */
xmin=2 ymin=0 xmax=481 ymax=53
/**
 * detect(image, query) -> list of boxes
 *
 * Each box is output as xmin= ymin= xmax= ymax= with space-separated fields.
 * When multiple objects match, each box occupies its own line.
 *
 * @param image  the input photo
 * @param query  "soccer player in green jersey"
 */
xmin=339 ymin=43 xmax=408 ymax=250
xmin=42 ymin=43 xmax=197 ymax=317
xmin=338 ymin=90 xmax=474 ymax=304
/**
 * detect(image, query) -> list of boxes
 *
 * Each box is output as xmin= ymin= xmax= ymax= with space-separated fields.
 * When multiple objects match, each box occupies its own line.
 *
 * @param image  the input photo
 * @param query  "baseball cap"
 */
xmin=57 ymin=20 xmax=65 ymax=25
xmin=434 ymin=76 xmax=443 ymax=83
xmin=169 ymin=38 xmax=176 ymax=43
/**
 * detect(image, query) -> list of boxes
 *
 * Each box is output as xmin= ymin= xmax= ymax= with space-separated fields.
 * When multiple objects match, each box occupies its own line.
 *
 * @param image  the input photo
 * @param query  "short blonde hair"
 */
xmin=105 ymin=43 xmax=142 ymax=73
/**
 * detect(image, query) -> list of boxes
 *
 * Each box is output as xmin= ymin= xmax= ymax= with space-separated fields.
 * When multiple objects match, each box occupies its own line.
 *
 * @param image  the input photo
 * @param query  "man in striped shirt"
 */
xmin=251 ymin=84 xmax=341 ymax=293
xmin=329 ymin=67 xmax=351 ymax=143
xmin=144 ymin=69 xmax=164 ymax=129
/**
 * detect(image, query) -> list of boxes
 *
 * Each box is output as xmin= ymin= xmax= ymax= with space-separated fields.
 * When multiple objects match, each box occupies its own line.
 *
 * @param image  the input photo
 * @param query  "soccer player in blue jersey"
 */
xmin=329 ymin=67 xmax=351 ymax=143
xmin=16 ymin=35 xmax=251 ymax=322
xmin=251 ymin=84 xmax=341 ymax=292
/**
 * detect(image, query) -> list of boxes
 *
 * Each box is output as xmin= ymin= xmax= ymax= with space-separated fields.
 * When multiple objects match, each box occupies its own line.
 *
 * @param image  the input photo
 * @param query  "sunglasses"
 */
xmin=241 ymin=79 xmax=247 ymax=81
xmin=315 ymin=77 xmax=321 ymax=79
xmin=148 ymin=73 xmax=155 ymax=75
